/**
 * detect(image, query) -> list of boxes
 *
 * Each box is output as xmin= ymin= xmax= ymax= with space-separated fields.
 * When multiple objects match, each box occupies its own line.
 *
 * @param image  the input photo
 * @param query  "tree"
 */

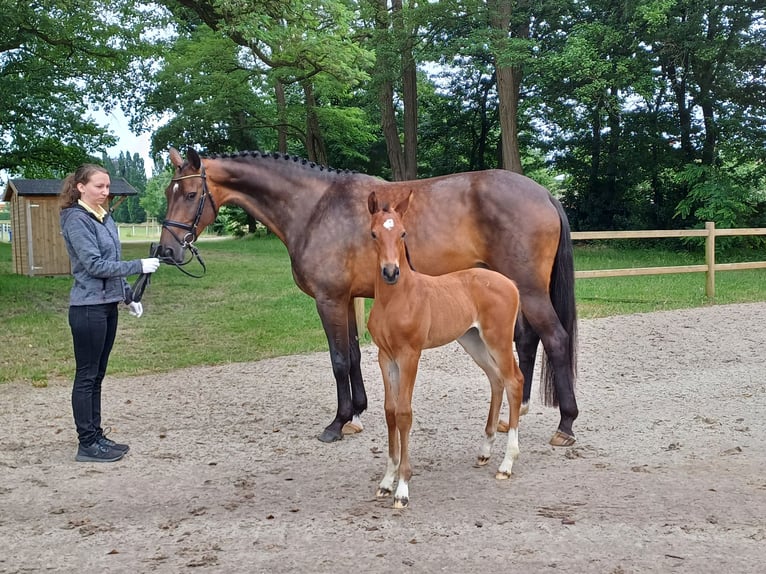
xmin=0 ymin=1 xmax=164 ymax=177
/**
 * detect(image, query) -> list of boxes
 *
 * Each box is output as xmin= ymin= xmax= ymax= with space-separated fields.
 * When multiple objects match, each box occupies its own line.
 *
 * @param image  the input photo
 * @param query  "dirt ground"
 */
xmin=1 ymin=302 xmax=765 ymax=573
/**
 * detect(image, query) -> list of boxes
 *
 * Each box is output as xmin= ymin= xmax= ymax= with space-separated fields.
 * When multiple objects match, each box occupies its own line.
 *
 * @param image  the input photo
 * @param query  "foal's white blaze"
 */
xmin=383 ymin=217 xmax=395 ymax=230
xmin=496 ymin=428 xmax=520 ymax=479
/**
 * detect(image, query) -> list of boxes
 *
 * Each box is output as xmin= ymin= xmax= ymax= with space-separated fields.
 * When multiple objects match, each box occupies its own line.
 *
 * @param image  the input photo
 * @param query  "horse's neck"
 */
xmin=211 ymin=157 xmax=337 ymax=245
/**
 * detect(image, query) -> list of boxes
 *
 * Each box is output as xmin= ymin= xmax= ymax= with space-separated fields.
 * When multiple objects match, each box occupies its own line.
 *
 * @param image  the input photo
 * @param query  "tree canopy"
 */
xmin=2 ymin=0 xmax=765 ymax=231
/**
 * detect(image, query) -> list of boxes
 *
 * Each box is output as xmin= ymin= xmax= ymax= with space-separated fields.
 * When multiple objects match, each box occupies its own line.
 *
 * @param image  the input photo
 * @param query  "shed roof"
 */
xmin=2 ymin=178 xmax=139 ymax=201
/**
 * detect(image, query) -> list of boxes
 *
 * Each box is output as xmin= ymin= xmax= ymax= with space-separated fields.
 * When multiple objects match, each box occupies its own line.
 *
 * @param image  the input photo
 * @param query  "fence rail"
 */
xmin=571 ymin=222 xmax=766 ymax=298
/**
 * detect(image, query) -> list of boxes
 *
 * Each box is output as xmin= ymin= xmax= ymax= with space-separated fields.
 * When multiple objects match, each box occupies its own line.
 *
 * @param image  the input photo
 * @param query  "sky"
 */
xmin=99 ymin=108 xmax=156 ymax=179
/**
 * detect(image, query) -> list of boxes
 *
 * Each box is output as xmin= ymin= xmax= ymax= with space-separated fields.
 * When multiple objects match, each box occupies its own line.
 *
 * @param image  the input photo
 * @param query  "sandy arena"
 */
xmin=1 ymin=303 xmax=765 ymax=573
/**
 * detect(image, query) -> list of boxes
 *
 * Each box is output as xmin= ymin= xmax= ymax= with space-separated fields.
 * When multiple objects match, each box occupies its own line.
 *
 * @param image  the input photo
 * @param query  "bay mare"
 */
xmin=367 ymin=191 xmax=525 ymax=508
xmin=158 ymin=148 xmax=578 ymax=446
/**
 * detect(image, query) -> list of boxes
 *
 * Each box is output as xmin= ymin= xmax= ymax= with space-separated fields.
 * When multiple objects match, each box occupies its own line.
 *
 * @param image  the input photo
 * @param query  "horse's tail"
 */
xmin=540 ymin=195 xmax=578 ymax=407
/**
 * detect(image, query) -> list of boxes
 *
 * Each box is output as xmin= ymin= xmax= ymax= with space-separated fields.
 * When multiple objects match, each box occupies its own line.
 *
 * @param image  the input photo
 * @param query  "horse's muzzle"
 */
xmin=382 ymin=264 xmax=400 ymax=285
xmin=156 ymin=243 xmax=183 ymax=263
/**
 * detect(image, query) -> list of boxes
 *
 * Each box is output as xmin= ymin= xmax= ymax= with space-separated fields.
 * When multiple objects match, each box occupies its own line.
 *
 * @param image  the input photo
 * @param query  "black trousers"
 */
xmin=68 ymin=303 xmax=119 ymax=447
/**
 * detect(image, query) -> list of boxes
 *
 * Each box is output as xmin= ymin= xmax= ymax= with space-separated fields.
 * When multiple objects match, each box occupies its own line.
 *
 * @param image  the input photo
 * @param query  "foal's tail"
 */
xmin=540 ymin=196 xmax=578 ymax=407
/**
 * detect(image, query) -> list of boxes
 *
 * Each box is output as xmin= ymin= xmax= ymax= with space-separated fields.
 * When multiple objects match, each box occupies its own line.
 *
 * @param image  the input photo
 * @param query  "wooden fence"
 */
xmin=572 ymin=222 xmax=766 ymax=298
xmin=353 ymin=222 xmax=765 ymax=331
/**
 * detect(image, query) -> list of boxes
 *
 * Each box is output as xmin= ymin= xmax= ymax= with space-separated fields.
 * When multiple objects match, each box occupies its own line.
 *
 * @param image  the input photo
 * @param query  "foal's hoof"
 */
xmin=495 ymin=470 xmax=512 ymax=480
xmin=376 ymin=487 xmax=392 ymax=499
xmin=393 ymin=496 xmax=409 ymax=509
xmin=476 ymin=455 xmax=490 ymax=466
xmin=549 ymin=430 xmax=576 ymax=447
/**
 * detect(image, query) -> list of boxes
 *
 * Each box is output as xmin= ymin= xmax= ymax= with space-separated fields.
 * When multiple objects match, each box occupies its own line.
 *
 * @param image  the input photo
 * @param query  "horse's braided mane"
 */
xmin=205 ymin=150 xmax=355 ymax=174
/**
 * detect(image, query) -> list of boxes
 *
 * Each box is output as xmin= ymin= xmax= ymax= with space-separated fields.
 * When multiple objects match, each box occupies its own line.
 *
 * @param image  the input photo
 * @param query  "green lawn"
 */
xmin=2 ymin=238 xmax=765 ymax=385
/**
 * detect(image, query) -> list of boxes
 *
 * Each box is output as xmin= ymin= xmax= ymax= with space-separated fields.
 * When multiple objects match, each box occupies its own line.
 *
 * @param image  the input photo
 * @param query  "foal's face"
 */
xmin=370 ymin=208 xmax=406 ymax=286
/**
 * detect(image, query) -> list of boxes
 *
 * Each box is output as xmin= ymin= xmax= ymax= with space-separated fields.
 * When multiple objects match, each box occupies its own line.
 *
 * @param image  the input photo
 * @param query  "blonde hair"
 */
xmin=59 ymin=164 xmax=110 ymax=209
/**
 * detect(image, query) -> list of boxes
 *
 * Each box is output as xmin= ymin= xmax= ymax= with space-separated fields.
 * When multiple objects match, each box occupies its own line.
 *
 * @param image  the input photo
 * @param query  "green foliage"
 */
xmin=0 ymin=1 xmax=167 ymax=177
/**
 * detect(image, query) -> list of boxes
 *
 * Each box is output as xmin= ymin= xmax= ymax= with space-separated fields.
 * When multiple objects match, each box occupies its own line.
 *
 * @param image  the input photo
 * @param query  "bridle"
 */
xmin=160 ymin=164 xmax=217 ymax=278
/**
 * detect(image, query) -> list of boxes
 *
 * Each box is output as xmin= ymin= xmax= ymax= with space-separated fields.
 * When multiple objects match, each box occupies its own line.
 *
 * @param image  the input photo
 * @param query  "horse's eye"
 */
xmin=401 ymin=231 xmax=407 ymax=239
xmin=185 ymin=192 xmax=196 ymax=201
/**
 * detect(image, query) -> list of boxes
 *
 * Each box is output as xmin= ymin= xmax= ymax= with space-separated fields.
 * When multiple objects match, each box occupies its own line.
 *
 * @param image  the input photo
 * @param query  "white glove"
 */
xmin=141 ymin=258 xmax=160 ymax=273
xmin=128 ymin=301 xmax=143 ymax=318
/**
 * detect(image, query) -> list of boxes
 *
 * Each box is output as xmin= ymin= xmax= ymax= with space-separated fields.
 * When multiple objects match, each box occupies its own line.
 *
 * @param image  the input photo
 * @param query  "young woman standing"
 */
xmin=59 ymin=164 xmax=160 ymax=462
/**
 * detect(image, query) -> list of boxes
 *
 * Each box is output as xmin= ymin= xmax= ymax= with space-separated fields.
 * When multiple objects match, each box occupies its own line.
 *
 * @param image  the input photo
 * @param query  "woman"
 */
xmin=59 ymin=164 xmax=160 ymax=463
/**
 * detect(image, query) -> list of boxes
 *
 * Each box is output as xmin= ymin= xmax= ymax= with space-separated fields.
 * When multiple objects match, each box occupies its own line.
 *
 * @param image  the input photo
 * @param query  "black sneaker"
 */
xmin=75 ymin=441 xmax=124 ymax=463
xmin=98 ymin=435 xmax=130 ymax=453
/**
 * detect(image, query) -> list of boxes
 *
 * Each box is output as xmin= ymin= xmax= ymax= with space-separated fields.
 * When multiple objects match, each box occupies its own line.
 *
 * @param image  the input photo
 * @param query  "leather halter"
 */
xmin=163 ymin=164 xmax=217 ymax=247
xmin=160 ymin=164 xmax=217 ymax=278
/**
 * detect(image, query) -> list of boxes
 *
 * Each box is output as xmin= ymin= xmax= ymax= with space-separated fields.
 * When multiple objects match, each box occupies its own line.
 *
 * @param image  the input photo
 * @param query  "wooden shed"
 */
xmin=1 ymin=178 xmax=138 ymax=276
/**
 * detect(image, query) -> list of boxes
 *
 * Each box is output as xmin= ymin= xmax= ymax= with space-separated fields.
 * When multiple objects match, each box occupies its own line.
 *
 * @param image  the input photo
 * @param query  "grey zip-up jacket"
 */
xmin=60 ymin=205 xmax=143 ymax=306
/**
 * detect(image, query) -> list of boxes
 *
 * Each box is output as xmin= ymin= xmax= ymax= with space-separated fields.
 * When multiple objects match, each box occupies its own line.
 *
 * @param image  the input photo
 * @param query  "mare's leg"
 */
xmin=376 ymin=354 xmax=400 ymax=499
xmin=520 ymin=293 xmax=578 ymax=446
xmin=344 ymin=298 xmax=368 ymax=434
xmin=315 ymin=299 xmax=356 ymax=443
xmin=393 ymin=351 xmax=420 ymax=509
xmin=514 ymin=313 xmax=539 ymax=414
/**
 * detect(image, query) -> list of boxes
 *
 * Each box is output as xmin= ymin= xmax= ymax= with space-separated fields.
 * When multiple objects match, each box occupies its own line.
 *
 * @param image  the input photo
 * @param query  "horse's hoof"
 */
xmin=376 ymin=487 xmax=392 ymax=499
xmin=495 ymin=470 xmax=512 ymax=480
xmin=393 ymin=496 xmax=409 ymax=509
xmin=497 ymin=420 xmax=510 ymax=433
xmin=342 ymin=419 xmax=363 ymax=435
xmin=549 ymin=430 xmax=576 ymax=447
xmin=476 ymin=455 xmax=490 ymax=466
xmin=318 ymin=428 xmax=343 ymax=443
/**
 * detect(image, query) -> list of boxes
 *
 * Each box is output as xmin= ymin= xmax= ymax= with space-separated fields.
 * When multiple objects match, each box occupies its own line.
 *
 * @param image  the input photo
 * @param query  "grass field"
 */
xmin=2 ymin=237 xmax=765 ymax=385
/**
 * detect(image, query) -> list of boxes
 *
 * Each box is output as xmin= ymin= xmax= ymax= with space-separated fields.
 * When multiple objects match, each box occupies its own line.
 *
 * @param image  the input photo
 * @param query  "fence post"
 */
xmin=705 ymin=221 xmax=715 ymax=299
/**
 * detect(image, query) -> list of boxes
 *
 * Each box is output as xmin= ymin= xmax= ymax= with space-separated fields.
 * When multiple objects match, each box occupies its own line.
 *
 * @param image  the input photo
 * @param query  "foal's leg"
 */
xmin=457 ymin=331 xmax=503 ymax=466
xmin=392 ymin=351 xmax=420 ymax=509
xmin=376 ymin=355 xmax=400 ymax=499
xmin=496 ymin=358 xmax=524 ymax=479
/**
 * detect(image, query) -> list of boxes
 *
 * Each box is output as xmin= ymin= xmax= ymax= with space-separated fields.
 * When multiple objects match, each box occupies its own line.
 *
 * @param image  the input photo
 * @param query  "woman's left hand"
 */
xmin=128 ymin=301 xmax=143 ymax=318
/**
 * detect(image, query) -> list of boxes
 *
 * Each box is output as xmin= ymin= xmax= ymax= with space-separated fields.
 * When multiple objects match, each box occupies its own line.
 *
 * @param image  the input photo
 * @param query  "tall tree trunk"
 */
xmin=373 ymin=0 xmax=406 ymax=180
xmin=302 ymin=81 xmax=327 ymax=165
xmin=393 ymin=0 xmax=417 ymax=180
xmin=275 ymin=78 xmax=288 ymax=154
xmin=487 ymin=0 xmax=525 ymax=174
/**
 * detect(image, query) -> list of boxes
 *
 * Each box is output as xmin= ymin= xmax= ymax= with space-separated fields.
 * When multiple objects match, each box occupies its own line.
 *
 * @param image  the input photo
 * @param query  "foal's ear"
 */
xmin=169 ymin=147 xmax=183 ymax=168
xmin=367 ymin=191 xmax=380 ymax=215
xmin=187 ymin=148 xmax=201 ymax=170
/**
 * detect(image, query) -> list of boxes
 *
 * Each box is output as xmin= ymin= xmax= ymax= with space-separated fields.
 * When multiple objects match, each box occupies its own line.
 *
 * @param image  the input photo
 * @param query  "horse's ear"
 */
xmin=169 ymin=147 xmax=183 ymax=168
xmin=368 ymin=191 xmax=379 ymax=215
xmin=395 ymin=191 xmax=413 ymax=217
xmin=187 ymin=148 xmax=201 ymax=170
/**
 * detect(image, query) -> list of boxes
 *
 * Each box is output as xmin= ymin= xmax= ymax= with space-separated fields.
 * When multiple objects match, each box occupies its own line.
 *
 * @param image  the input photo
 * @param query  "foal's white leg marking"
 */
xmin=477 ymin=432 xmax=495 ymax=466
xmin=376 ymin=456 xmax=398 ymax=498
xmin=394 ymin=478 xmax=409 ymax=509
xmin=520 ymin=401 xmax=529 ymax=416
xmin=496 ymin=428 xmax=519 ymax=480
